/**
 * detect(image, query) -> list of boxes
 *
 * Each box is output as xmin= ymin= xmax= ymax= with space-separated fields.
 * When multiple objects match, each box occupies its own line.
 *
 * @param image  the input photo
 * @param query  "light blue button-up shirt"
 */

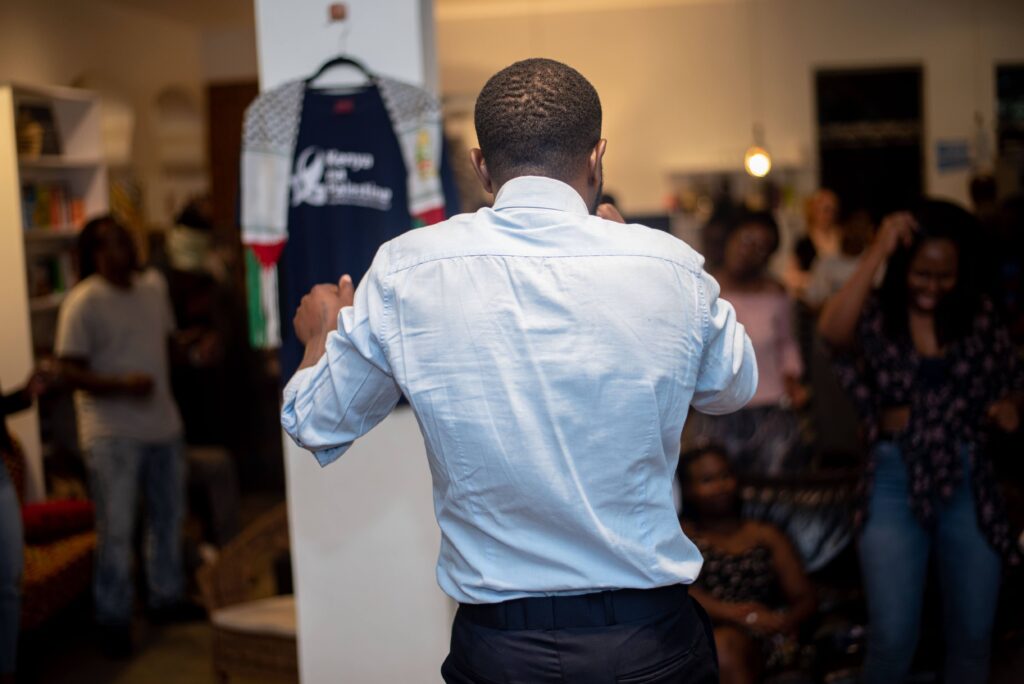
xmin=282 ymin=176 xmax=757 ymax=604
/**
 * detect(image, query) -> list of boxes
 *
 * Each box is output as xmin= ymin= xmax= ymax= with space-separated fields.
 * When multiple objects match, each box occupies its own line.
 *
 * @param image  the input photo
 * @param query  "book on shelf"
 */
xmin=15 ymin=102 xmax=61 ymax=158
xmin=27 ymin=252 xmax=76 ymax=299
xmin=21 ymin=182 xmax=84 ymax=230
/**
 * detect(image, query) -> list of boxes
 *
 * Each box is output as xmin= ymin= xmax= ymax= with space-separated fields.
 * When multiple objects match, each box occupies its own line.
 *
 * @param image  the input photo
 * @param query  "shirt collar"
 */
xmin=492 ymin=176 xmax=591 ymax=216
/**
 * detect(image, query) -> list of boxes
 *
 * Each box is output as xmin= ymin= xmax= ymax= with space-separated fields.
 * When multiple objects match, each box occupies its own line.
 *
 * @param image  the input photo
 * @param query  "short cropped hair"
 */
xmin=78 ymin=215 xmax=137 ymax=279
xmin=474 ymin=58 xmax=602 ymax=180
xmin=726 ymin=210 xmax=781 ymax=255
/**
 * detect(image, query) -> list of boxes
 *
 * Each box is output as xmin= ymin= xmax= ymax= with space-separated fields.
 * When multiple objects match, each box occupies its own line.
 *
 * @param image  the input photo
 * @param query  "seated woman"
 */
xmin=679 ymin=445 xmax=817 ymax=684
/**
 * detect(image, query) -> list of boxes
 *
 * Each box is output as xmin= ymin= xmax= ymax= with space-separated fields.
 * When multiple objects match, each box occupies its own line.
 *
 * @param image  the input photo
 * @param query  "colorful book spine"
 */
xmin=21 ymin=182 xmax=82 ymax=229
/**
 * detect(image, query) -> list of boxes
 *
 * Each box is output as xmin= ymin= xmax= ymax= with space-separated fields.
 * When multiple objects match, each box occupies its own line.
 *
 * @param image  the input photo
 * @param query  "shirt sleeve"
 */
xmin=280 ymin=244 xmax=402 ymax=466
xmin=153 ymin=270 xmax=177 ymax=334
xmin=776 ymin=295 xmax=804 ymax=379
xmin=691 ymin=270 xmax=759 ymax=415
xmin=825 ymin=296 xmax=880 ymax=442
xmin=987 ymin=302 xmax=1024 ymax=395
xmin=1 ymin=386 xmax=32 ymax=418
xmin=55 ymin=290 xmax=91 ymax=360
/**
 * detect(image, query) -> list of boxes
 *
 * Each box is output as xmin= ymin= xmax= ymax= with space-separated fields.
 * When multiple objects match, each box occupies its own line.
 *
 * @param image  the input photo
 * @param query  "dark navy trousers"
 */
xmin=441 ymin=585 xmax=718 ymax=683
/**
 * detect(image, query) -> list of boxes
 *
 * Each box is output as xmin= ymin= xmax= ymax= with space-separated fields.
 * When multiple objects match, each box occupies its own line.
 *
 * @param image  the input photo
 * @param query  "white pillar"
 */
xmin=252 ymin=2 xmax=452 ymax=682
xmin=0 ymin=88 xmax=43 ymax=502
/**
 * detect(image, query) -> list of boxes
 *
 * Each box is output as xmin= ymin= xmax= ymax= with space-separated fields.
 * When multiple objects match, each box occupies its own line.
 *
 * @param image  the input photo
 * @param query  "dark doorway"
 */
xmin=204 ymin=80 xmax=286 ymax=493
xmin=997 ymin=64 xmax=1024 ymax=194
xmin=815 ymin=67 xmax=924 ymax=218
xmin=207 ymin=81 xmax=259 ymax=244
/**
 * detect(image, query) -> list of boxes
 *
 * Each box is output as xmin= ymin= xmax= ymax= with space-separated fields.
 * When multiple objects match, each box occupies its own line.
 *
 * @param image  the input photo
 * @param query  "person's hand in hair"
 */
xmin=872 ymin=211 xmax=917 ymax=259
xmin=596 ymin=203 xmax=625 ymax=224
xmin=820 ymin=210 xmax=915 ymax=349
xmin=294 ymin=275 xmax=355 ymax=345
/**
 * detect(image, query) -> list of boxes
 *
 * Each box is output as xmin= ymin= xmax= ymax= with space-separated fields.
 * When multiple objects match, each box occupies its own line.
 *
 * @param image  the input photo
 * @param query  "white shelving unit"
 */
xmin=0 ymin=82 xmax=109 ymax=501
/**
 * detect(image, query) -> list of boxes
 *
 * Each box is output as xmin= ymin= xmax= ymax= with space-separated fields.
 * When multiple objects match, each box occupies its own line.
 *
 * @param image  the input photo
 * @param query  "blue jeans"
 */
xmin=859 ymin=442 xmax=1001 ymax=684
xmin=86 ymin=437 xmax=185 ymax=626
xmin=0 ymin=464 xmax=22 ymax=674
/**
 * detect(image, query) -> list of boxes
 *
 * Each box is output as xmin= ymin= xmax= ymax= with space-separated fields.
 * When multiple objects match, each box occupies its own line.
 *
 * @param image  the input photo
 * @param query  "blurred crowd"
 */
xmin=2 ymin=178 xmax=1023 ymax=682
xmin=678 ymin=179 xmax=1024 ymax=683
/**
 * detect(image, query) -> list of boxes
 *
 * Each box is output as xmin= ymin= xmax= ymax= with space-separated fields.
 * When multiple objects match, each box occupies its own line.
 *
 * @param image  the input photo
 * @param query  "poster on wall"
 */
xmin=935 ymin=139 xmax=970 ymax=174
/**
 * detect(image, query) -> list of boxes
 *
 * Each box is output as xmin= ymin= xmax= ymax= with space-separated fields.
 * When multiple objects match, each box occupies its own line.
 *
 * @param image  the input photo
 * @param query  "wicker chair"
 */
xmin=2 ymin=439 xmax=96 ymax=631
xmin=197 ymin=501 xmax=298 ymax=683
xmin=739 ymin=468 xmax=860 ymax=573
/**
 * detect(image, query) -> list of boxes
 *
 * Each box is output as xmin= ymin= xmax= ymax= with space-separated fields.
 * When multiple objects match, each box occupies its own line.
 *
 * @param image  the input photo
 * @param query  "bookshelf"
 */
xmin=0 ymin=82 xmax=109 ymax=501
xmin=20 ymin=156 xmax=105 ymax=170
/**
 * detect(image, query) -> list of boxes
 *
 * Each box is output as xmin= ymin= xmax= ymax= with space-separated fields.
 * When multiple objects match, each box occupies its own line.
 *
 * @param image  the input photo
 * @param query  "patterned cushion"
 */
xmin=211 ymin=595 xmax=296 ymax=638
xmin=22 ymin=500 xmax=95 ymax=543
xmin=21 ymin=531 xmax=96 ymax=630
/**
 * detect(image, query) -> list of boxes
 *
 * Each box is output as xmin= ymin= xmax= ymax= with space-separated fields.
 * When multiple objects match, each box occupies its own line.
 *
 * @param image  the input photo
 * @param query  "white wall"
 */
xmin=0 ymin=0 xmax=209 ymax=498
xmin=252 ymin=1 xmax=452 ymax=681
xmin=437 ymin=0 xmax=1024 ymax=214
xmin=0 ymin=89 xmax=43 ymax=501
xmin=0 ymin=0 xmax=207 ymax=226
xmin=282 ymin=410 xmax=450 ymax=683
xmin=256 ymin=0 xmax=432 ymax=90
xmin=201 ymin=26 xmax=259 ymax=83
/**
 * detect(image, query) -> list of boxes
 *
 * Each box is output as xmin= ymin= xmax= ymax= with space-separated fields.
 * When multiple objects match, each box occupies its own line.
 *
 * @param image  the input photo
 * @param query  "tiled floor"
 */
xmin=19 ymin=599 xmax=1024 ymax=683
xmin=19 ymin=493 xmax=285 ymax=684
xmin=33 ymin=621 xmax=220 ymax=684
xmin=14 ymin=486 xmax=1023 ymax=683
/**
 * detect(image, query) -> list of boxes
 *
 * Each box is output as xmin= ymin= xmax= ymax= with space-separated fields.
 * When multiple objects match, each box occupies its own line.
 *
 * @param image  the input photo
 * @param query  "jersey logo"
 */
xmin=290 ymin=146 xmax=393 ymax=211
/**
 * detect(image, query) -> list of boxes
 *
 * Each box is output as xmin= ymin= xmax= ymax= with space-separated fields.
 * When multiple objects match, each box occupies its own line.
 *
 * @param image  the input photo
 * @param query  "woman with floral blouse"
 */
xmin=819 ymin=199 xmax=1023 ymax=684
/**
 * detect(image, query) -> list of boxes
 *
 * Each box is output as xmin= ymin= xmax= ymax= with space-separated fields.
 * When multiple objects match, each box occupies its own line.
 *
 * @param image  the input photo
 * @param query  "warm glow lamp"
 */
xmin=744 ymin=145 xmax=772 ymax=177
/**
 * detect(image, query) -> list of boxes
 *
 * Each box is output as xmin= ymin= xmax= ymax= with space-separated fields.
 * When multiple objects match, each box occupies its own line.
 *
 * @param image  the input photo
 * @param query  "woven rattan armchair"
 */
xmin=197 ymin=501 xmax=298 ymax=683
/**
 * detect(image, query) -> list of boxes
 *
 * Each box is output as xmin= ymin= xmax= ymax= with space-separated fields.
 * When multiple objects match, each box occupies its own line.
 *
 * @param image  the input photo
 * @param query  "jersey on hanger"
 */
xmin=240 ymin=76 xmax=459 ymax=378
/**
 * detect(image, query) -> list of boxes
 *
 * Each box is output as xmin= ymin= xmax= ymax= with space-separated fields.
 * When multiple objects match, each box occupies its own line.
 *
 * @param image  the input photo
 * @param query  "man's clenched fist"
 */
xmin=293 ymin=274 xmax=355 ymax=345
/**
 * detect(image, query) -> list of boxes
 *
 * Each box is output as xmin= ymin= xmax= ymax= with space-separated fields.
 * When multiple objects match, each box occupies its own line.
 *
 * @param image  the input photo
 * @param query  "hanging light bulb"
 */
xmin=744 ymin=146 xmax=772 ymax=177
xmin=744 ymin=124 xmax=772 ymax=178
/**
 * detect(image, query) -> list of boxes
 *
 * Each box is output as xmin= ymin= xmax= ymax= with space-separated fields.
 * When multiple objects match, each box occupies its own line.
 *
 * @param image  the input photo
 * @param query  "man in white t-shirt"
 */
xmin=55 ymin=216 xmax=185 ymax=656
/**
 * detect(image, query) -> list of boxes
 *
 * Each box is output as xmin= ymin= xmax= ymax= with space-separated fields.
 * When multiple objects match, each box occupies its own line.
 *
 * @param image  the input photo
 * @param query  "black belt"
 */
xmin=458 ymin=584 xmax=689 ymax=631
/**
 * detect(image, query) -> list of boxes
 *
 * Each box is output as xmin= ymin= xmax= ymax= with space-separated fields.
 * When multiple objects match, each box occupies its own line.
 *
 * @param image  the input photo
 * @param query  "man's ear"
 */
xmin=589 ymin=139 xmax=607 ymax=184
xmin=469 ymin=148 xmax=495 ymax=194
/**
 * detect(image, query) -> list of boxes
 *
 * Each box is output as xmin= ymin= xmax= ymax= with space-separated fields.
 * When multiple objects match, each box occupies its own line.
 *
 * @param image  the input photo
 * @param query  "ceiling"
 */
xmin=435 ymin=0 xmax=746 ymax=19
xmin=102 ymin=0 xmax=744 ymax=29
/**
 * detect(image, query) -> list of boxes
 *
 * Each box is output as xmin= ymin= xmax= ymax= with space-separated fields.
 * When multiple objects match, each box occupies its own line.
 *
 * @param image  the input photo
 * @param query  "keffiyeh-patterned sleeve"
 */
xmin=240 ymin=80 xmax=306 ymax=348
